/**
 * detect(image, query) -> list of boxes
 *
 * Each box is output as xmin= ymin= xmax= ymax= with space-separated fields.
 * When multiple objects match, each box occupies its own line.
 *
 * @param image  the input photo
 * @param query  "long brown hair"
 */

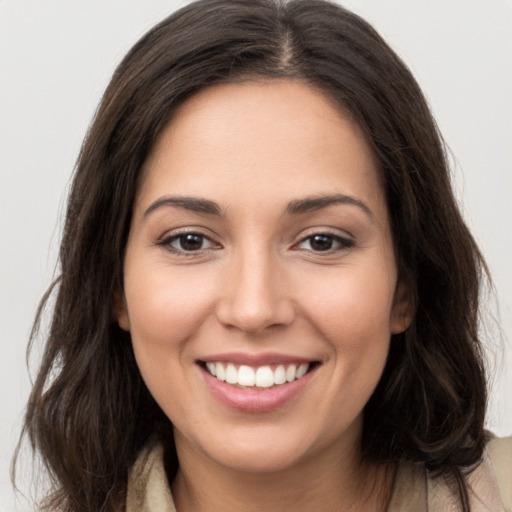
xmin=15 ymin=1 xmax=488 ymax=510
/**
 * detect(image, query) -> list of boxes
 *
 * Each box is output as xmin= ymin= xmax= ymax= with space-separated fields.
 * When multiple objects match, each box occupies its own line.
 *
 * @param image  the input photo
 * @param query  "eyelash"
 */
xmin=157 ymin=230 xmax=354 ymax=256
xmin=157 ymin=231 xmax=219 ymax=256
xmin=294 ymin=232 xmax=355 ymax=253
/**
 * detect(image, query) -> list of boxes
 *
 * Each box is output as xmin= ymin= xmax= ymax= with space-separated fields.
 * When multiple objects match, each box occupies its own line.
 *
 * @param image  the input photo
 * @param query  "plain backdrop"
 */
xmin=1 ymin=1 xmax=511 ymax=510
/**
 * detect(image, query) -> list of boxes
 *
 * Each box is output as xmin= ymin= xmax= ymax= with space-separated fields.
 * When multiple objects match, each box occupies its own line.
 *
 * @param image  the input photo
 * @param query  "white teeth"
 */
xmin=296 ymin=363 xmax=309 ymax=379
xmin=215 ymin=362 xmax=225 ymax=381
xmin=286 ymin=364 xmax=297 ymax=382
xmin=225 ymin=363 xmax=237 ymax=384
xmin=205 ymin=362 xmax=311 ymax=388
xmin=255 ymin=366 xmax=274 ymax=388
xmin=206 ymin=362 xmax=216 ymax=376
xmin=274 ymin=365 xmax=287 ymax=385
xmin=238 ymin=365 xmax=255 ymax=386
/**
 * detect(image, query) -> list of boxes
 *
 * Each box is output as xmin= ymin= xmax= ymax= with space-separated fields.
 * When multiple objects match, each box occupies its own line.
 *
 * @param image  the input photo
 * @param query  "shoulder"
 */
xmin=388 ymin=462 xmax=427 ymax=512
xmin=486 ymin=436 xmax=512 ymax=512
xmin=389 ymin=436 xmax=512 ymax=512
xmin=126 ymin=443 xmax=176 ymax=512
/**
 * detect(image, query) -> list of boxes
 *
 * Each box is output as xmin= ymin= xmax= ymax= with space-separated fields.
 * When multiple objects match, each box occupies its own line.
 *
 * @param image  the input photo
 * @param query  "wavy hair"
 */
xmin=15 ymin=0 xmax=488 ymax=510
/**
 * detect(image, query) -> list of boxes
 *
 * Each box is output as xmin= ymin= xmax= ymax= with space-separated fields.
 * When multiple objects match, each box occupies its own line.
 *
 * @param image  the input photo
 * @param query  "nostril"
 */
xmin=215 ymin=296 xmax=296 ymax=335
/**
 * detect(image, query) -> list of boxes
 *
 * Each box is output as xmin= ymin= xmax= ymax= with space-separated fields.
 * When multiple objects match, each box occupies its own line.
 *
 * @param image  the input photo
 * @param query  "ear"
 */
xmin=390 ymin=281 xmax=414 ymax=334
xmin=113 ymin=290 xmax=131 ymax=331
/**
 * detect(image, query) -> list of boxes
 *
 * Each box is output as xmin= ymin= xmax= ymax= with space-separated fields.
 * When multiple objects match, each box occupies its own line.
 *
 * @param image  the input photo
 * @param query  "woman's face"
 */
xmin=117 ymin=80 xmax=411 ymax=474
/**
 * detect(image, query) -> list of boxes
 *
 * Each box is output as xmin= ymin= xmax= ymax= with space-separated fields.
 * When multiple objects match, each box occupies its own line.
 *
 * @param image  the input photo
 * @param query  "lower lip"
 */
xmin=201 ymin=365 xmax=317 ymax=413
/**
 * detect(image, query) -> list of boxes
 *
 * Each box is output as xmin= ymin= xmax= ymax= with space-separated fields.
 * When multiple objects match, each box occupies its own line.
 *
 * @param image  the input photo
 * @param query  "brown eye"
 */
xmin=296 ymin=233 xmax=354 ymax=253
xmin=159 ymin=232 xmax=217 ymax=253
xmin=177 ymin=233 xmax=205 ymax=251
xmin=309 ymin=235 xmax=334 ymax=251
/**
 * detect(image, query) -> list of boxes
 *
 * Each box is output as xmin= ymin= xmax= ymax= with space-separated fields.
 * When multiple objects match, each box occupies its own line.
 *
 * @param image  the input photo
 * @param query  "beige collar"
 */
xmin=127 ymin=443 xmax=176 ymax=512
xmin=127 ymin=440 xmax=508 ymax=512
xmin=388 ymin=448 xmax=505 ymax=512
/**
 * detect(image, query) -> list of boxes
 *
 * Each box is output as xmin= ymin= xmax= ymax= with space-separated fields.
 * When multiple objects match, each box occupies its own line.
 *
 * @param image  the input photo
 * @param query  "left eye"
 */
xmin=297 ymin=234 xmax=353 ymax=252
xmin=163 ymin=233 xmax=215 ymax=252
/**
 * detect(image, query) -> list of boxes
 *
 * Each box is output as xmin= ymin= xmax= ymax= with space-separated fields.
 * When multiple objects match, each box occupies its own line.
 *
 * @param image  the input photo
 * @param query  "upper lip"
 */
xmin=198 ymin=352 xmax=318 ymax=366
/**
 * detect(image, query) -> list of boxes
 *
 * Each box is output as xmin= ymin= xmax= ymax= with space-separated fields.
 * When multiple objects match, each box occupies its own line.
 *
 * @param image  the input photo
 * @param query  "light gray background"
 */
xmin=1 ymin=1 xmax=511 ymax=510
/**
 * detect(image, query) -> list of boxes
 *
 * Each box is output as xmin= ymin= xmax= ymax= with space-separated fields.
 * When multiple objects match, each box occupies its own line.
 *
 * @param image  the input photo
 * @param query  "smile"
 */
xmin=199 ymin=356 xmax=320 ymax=413
xmin=205 ymin=362 xmax=310 ymax=388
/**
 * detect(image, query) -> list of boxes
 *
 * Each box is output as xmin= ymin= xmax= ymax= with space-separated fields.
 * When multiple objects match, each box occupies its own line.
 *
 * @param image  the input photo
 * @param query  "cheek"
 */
xmin=298 ymin=263 xmax=397 ymax=343
xmin=122 ymin=265 xmax=220 ymax=421
xmin=124 ymin=264 xmax=219 ymax=348
xmin=297 ymin=262 xmax=396 ymax=400
xmin=121 ymin=265 xmax=220 ymax=420
xmin=320 ymin=284 xmax=392 ymax=386
xmin=284 ymin=265 xmax=395 ymax=443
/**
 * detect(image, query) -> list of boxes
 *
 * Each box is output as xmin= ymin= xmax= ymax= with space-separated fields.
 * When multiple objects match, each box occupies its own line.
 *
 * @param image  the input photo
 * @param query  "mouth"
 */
xmin=197 ymin=353 xmax=322 ymax=412
xmin=199 ymin=361 xmax=319 ymax=389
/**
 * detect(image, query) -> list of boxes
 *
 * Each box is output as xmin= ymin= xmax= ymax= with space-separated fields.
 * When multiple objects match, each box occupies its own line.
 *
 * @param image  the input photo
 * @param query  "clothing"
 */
xmin=388 ymin=437 xmax=511 ymax=512
xmin=126 ymin=437 xmax=512 ymax=512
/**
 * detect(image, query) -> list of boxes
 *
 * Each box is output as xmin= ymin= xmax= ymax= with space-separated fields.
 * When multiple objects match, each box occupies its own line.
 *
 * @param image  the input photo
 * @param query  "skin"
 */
xmin=116 ymin=80 xmax=412 ymax=511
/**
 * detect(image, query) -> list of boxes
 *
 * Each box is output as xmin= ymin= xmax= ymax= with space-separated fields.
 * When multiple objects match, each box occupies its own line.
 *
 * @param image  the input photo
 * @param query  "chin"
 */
xmin=205 ymin=442 xmax=309 ymax=474
xmin=180 ymin=418 xmax=349 ymax=475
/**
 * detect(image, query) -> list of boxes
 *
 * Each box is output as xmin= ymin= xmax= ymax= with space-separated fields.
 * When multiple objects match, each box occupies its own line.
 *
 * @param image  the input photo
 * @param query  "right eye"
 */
xmin=159 ymin=232 xmax=217 ymax=254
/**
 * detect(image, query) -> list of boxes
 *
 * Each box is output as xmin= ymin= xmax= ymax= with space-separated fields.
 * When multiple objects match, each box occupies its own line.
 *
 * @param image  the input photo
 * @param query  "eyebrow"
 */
xmin=143 ymin=193 xmax=373 ymax=219
xmin=285 ymin=194 xmax=373 ymax=218
xmin=144 ymin=196 xmax=222 ymax=217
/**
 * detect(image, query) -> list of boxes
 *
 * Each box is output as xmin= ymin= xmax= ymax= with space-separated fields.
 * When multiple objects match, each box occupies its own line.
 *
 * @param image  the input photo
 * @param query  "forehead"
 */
xmin=136 ymin=80 xmax=385 ymax=218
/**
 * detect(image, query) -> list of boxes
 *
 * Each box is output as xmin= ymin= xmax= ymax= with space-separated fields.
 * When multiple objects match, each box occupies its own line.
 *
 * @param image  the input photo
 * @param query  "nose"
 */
xmin=215 ymin=247 xmax=295 ymax=335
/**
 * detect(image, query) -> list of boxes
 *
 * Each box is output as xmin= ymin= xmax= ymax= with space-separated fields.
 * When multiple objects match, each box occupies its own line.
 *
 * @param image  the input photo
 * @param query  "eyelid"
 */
xmin=156 ymin=227 xmax=222 ymax=255
xmin=292 ymin=229 xmax=355 ymax=252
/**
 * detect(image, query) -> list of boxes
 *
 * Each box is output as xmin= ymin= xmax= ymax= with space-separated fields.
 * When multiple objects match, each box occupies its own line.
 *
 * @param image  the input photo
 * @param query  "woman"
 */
xmin=14 ymin=0 xmax=511 ymax=511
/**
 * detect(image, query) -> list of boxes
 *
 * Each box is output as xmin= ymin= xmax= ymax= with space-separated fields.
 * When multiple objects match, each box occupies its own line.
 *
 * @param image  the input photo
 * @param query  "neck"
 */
xmin=170 ymin=434 xmax=395 ymax=512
